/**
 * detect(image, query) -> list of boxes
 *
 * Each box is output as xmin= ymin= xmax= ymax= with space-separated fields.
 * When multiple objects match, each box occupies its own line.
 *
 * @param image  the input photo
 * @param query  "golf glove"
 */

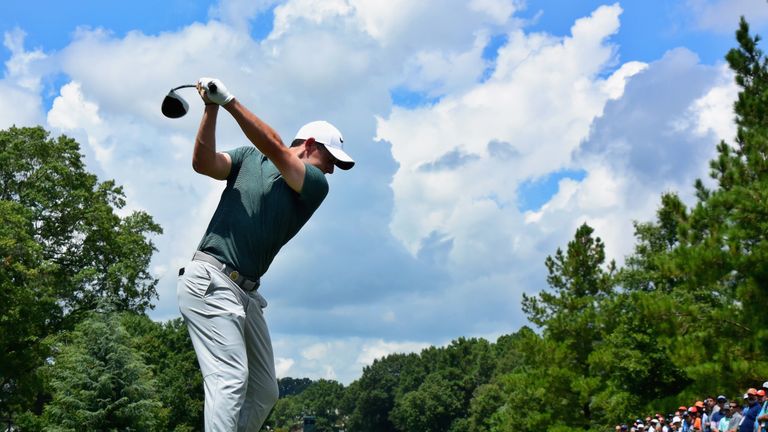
xmin=198 ymin=77 xmax=234 ymax=105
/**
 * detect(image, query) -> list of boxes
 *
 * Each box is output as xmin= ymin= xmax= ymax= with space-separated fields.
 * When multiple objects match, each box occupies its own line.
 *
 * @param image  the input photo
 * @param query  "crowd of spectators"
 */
xmin=615 ymin=384 xmax=768 ymax=432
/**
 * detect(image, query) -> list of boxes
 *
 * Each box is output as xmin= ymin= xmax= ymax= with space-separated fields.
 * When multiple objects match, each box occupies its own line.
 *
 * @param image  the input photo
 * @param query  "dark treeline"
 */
xmin=2 ymin=16 xmax=768 ymax=432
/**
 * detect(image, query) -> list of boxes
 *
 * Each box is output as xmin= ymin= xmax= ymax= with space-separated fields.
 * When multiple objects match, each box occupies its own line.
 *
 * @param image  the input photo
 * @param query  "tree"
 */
xmin=390 ymin=372 xmax=464 ymax=432
xmin=0 ymin=199 xmax=59 ymax=422
xmin=39 ymin=311 xmax=166 ymax=431
xmin=278 ymin=377 xmax=313 ymax=398
xmin=122 ymin=314 xmax=203 ymax=431
xmin=619 ymin=17 xmax=768 ymax=397
xmin=343 ymin=353 xmax=424 ymax=432
xmin=470 ymin=326 xmax=591 ymax=432
xmin=265 ymin=396 xmax=302 ymax=431
xmin=0 ymin=126 xmax=162 ymax=422
xmin=521 ymin=223 xmax=616 ymax=427
xmin=295 ymin=379 xmax=345 ymax=432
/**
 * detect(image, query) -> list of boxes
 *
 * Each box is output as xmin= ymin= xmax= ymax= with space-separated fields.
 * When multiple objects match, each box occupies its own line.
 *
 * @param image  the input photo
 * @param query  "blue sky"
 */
xmin=2 ymin=0 xmax=766 ymax=384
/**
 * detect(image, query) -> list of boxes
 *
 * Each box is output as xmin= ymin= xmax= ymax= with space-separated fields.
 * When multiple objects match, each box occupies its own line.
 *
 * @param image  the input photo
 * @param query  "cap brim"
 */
xmin=326 ymin=146 xmax=355 ymax=170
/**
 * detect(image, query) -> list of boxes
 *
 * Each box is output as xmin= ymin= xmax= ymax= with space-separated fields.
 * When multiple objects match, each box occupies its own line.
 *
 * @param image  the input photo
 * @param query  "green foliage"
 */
xmin=40 ymin=311 xmax=167 ymax=431
xmin=0 ymin=126 xmax=162 ymax=314
xmin=264 ymin=379 xmax=345 ymax=432
xmin=267 ymin=396 xmax=303 ymax=430
xmin=390 ymin=372 xmax=463 ymax=432
xmin=279 ymin=377 xmax=314 ymax=398
xmin=343 ymin=353 xmax=420 ymax=432
xmin=0 ymin=199 xmax=59 ymax=421
xmin=121 ymin=314 xmax=204 ymax=431
xmin=0 ymin=126 xmax=161 ymax=422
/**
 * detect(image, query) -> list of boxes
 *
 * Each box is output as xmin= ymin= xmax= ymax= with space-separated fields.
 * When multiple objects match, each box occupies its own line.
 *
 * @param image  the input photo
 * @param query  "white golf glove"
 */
xmin=198 ymin=77 xmax=234 ymax=105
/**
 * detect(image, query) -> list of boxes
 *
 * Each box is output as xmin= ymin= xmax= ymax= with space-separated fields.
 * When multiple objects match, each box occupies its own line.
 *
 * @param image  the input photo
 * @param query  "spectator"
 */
xmin=683 ymin=411 xmax=693 ymax=432
xmin=661 ymin=414 xmax=670 ymax=432
xmin=715 ymin=397 xmax=726 ymax=415
xmin=756 ymin=387 xmax=767 ymax=432
xmin=703 ymin=400 xmax=712 ymax=432
xmin=720 ymin=403 xmax=733 ymax=432
xmin=714 ymin=396 xmax=729 ymax=432
xmin=730 ymin=399 xmax=745 ymax=432
xmin=692 ymin=406 xmax=703 ymax=432
xmin=742 ymin=389 xmax=762 ymax=432
xmin=637 ymin=420 xmax=647 ymax=432
xmin=673 ymin=417 xmax=683 ymax=432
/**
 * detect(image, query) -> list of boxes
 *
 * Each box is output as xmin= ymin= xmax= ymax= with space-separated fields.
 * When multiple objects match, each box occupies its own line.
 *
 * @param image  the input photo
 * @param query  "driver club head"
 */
xmin=161 ymin=84 xmax=196 ymax=119
xmin=161 ymin=90 xmax=189 ymax=118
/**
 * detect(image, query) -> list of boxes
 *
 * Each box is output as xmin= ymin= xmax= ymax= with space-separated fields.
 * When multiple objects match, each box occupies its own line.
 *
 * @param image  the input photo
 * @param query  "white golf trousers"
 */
xmin=177 ymin=260 xmax=279 ymax=431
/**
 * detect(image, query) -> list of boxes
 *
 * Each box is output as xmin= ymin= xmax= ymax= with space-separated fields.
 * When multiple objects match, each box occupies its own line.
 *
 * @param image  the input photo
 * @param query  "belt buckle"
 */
xmin=229 ymin=270 xmax=239 ymax=281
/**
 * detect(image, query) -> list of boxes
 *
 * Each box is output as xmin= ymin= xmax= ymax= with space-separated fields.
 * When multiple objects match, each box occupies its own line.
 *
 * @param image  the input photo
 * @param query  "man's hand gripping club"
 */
xmin=197 ymin=77 xmax=235 ymax=106
xmin=194 ymin=77 xmax=307 ymax=193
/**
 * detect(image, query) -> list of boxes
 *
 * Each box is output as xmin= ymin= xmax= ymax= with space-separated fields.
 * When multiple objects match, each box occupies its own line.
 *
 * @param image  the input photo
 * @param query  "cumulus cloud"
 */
xmin=545 ymin=48 xmax=733 ymax=261
xmin=208 ymin=0 xmax=279 ymax=32
xmin=687 ymin=0 xmax=768 ymax=33
xmin=378 ymin=4 xmax=632 ymax=259
xmin=0 ymin=30 xmax=46 ymax=129
xmin=47 ymin=82 xmax=113 ymax=163
xmin=686 ymin=64 xmax=738 ymax=143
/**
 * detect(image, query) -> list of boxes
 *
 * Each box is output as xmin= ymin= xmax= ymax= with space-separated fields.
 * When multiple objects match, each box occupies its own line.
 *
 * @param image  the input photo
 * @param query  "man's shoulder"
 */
xmin=227 ymin=145 xmax=264 ymax=162
xmin=296 ymin=163 xmax=329 ymax=205
xmin=304 ymin=163 xmax=329 ymax=189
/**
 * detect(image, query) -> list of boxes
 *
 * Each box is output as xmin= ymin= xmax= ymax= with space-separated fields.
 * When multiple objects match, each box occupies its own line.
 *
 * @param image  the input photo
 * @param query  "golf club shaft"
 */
xmin=171 ymin=84 xmax=196 ymax=92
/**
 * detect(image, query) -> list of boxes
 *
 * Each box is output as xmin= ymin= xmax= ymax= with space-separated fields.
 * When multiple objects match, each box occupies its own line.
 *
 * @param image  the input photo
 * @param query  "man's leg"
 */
xmin=237 ymin=291 xmax=279 ymax=431
xmin=178 ymin=261 xmax=249 ymax=431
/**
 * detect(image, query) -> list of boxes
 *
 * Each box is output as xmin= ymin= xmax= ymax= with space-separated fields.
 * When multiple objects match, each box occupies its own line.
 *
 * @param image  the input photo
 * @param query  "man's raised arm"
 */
xmin=198 ymin=77 xmax=306 ymax=192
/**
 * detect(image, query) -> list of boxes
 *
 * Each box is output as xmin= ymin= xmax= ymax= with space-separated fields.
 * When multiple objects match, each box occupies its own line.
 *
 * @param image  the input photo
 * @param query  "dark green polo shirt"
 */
xmin=197 ymin=146 xmax=328 ymax=279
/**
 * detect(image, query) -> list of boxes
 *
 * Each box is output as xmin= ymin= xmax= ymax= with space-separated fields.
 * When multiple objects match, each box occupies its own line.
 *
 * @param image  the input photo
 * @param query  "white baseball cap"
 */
xmin=294 ymin=120 xmax=354 ymax=170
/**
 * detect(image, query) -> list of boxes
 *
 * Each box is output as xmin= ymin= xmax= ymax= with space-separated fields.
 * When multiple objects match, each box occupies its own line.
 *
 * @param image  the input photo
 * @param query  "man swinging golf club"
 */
xmin=177 ymin=77 xmax=354 ymax=431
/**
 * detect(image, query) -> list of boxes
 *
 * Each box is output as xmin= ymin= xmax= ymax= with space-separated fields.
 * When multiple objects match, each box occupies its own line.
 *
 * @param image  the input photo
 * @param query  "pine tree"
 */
xmin=41 ymin=311 xmax=167 ymax=431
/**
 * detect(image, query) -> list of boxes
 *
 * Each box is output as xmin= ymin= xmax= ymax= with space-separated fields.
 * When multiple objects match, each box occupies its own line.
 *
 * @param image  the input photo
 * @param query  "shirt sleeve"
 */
xmin=299 ymin=163 xmax=329 ymax=207
xmin=224 ymin=146 xmax=252 ymax=181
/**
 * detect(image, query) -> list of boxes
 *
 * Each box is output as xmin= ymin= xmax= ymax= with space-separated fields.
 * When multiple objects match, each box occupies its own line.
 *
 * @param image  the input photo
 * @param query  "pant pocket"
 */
xmin=177 ymin=261 xmax=213 ymax=302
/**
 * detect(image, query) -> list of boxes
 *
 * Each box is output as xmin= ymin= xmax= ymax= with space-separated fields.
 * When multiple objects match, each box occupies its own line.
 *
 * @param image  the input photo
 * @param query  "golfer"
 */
xmin=177 ymin=77 xmax=354 ymax=431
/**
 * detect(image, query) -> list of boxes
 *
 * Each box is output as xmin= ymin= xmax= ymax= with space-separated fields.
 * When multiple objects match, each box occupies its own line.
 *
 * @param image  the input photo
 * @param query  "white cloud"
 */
xmin=549 ymin=48 xmax=735 ymax=262
xmin=46 ymin=82 xmax=116 ymax=165
xmin=4 ymin=28 xmax=47 ymax=92
xmin=601 ymin=61 xmax=648 ymax=99
xmin=209 ymin=0 xmax=279 ymax=32
xmin=270 ymin=0 xmax=354 ymax=40
xmin=688 ymin=64 xmax=738 ymax=143
xmin=0 ymin=81 xmax=43 ymax=130
xmin=0 ymin=30 xmax=46 ymax=128
xmin=687 ymin=0 xmax=768 ymax=33
xmin=302 ymin=343 xmax=330 ymax=360
xmin=47 ymin=82 xmax=101 ymax=131
xmin=271 ymin=337 xmax=430 ymax=384
xmin=469 ymin=0 xmax=521 ymax=24
xmin=399 ymin=32 xmax=491 ymax=98
xmin=378 ymin=4 xmax=628 ymax=258
xmin=275 ymin=357 xmax=295 ymax=378
xmin=356 ymin=340 xmax=430 ymax=366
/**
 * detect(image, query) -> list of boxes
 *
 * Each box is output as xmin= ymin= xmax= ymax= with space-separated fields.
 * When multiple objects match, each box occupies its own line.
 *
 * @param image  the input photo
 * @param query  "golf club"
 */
xmin=161 ymin=84 xmax=196 ymax=118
